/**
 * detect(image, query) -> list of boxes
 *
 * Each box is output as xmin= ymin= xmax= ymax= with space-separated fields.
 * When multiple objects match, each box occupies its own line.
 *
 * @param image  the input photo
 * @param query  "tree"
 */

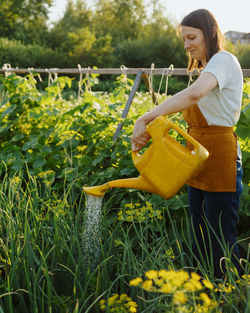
xmin=48 ymin=0 xmax=113 ymax=67
xmin=48 ymin=0 xmax=93 ymax=50
xmin=0 ymin=0 xmax=53 ymax=44
xmin=94 ymin=0 xmax=146 ymax=44
xmin=110 ymin=0 xmax=187 ymax=68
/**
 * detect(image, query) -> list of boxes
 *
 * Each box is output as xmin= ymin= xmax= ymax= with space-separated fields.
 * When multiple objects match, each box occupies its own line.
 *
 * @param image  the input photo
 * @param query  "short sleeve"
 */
xmin=197 ymin=51 xmax=243 ymax=127
xmin=203 ymin=52 xmax=233 ymax=91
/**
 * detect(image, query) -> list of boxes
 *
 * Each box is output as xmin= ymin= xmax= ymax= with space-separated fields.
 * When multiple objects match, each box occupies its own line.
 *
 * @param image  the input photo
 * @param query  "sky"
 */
xmin=48 ymin=0 xmax=250 ymax=34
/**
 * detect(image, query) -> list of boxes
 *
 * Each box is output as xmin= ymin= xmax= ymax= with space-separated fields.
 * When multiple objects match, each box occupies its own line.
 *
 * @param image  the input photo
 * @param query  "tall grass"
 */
xmin=0 ymin=171 xmax=85 ymax=312
xmin=0 ymin=172 xmax=248 ymax=312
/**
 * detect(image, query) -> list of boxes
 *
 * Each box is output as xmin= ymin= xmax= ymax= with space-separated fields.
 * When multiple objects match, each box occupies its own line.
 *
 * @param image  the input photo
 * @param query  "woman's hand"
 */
xmin=131 ymin=117 xmax=151 ymax=151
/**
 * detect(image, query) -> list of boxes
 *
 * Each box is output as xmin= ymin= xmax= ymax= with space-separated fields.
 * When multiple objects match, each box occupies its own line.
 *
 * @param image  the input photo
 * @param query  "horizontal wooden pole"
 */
xmin=0 ymin=67 xmax=250 ymax=77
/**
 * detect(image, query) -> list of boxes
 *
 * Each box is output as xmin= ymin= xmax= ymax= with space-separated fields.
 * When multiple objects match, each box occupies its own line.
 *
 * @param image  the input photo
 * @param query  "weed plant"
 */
xmin=0 ymin=174 xmax=248 ymax=312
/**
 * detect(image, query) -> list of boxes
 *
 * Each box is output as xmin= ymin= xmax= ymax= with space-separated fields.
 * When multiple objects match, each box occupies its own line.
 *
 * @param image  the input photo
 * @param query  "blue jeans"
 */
xmin=187 ymin=153 xmax=243 ymax=278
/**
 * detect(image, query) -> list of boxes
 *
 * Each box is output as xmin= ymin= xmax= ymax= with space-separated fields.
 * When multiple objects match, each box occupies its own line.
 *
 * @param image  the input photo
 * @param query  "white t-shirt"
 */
xmin=198 ymin=51 xmax=243 ymax=126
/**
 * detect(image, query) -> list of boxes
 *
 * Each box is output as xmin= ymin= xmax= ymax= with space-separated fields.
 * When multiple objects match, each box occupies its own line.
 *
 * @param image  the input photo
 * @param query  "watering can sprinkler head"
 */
xmin=83 ymin=116 xmax=209 ymax=199
xmin=83 ymin=185 xmax=106 ymax=197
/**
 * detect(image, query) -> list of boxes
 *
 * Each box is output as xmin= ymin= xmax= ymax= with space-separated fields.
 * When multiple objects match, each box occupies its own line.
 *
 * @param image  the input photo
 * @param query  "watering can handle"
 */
xmin=162 ymin=118 xmax=202 ymax=153
xmin=132 ymin=116 xmax=202 ymax=163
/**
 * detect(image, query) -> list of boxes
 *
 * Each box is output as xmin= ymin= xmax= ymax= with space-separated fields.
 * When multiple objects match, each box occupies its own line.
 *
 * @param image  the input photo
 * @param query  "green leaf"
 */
xmin=33 ymin=155 xmax=46 ymax=169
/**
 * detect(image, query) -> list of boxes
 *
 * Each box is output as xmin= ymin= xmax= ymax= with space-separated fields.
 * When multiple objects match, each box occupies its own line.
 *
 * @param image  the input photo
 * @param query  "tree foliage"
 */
xmin=46 ymin=0 xmax=186 ymax=68
xmin=0 ymin=0 xmax=249 ymax=70
xmin=0 ymin=0 xmax=52 ymax=44
xmin=94 ymin=0 xmax=147 ymax=44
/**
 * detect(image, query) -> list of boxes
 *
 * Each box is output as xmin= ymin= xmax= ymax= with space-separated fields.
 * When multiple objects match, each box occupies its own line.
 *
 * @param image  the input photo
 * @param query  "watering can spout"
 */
xmin=83 ymin=177 xmax=154 ymax=197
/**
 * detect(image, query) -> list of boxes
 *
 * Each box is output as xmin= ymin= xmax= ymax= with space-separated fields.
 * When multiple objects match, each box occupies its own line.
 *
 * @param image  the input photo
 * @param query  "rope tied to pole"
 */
xmin=165 ymin=64 xmax=174 ymax=100
xmin=45 ymin=68 xmax=59 ymax=86
xmin=157 ymin=64 xmax=174 ymax=100
xmin=148 ymin=63 xmax=155 ymax=94
xmin=157 ymin=67 xmax=167 ymax=94
xmin=28 ymin=67 xmax=43 ymax=82
xmin=85 ymin=66 xmax=91 ymax=93
xmin=2 ymin=64 xmax=12 ymax=77
xmin=78 ymin=64 xmax=84 ymax=101
xmin=77 ymin=65 xmax=92 ymax=99
xmin=187 ymin=70 xmax=194 ymax=87
xmin=120 ymin=65 xmax=128 ymax=84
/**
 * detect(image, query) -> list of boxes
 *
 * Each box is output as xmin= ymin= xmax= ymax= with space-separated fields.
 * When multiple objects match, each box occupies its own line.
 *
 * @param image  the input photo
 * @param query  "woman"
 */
xmin=131 ymin=9 xmax=243 ymax=278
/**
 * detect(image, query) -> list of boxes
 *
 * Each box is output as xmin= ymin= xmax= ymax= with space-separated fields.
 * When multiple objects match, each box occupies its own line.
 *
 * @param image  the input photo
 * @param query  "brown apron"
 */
xmin=182 ymin=104 xmax=237 ymax=192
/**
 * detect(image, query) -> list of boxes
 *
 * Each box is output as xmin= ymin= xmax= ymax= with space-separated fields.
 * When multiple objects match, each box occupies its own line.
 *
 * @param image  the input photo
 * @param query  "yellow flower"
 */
xmin=125 ymin=203 xmax=134 ymax=209
xmin=242 ymin=274 xmax=250 ymax=286
xmin=120 ymin=294 xmax=129 ymax=301
xmin=216 ymin=282 xmax=236 ymax=293
xmin=10 ymin=176 xmax=22 ymax=184
xmin=196 ymin=304 xmax=209 ymax=313
xmin=99 ymin=299 xmax=105 ymax=305
xmin=107 ymin=294 xmax=119 ymax=306
xmin=77 ymin=145 xmax=86 ymax=152
xmin=184 ymin=281 xmax=198 ymax=292
xmin=129 ymin=277 xmax=142 ymax=286
xmin=99 ymin=293 xmax=138 ymax=312
xmin=127 ymin=301 xmax=137 ymax=307
xmin=126 ymin=216 xmax=134 ymax=222
xmin=99 ymin=299 xmax=106 ymax=311
xmin=225 ymin=284 xmax=236 ymax=293
xmin=176 ymin=306 xmax=189 ymax=313
xmin=158 ymin=269 xmax=169 ymax=279
xmin=200 ymin=292 xmax=212 ymax=306
xmin=242 ymin=274 xmax=250 ymax=280
xmin=166 ymin=247 xmax=175 ymax=259
xmin=154 ymin=277 xmax=164 ymax=287
xmin=203 ymin=279 xmax=214 ymax=290
xmin=118 ymin=201 xmax=162 ymax=223
xmin=191 ymin=272 xmax=201 ymax=281
xmin=142 ymin=279 xmax=153 ymax=291
xmin=38 ymin=170 xmax=55 ymax=178
xmin=189 ymin=278 xmax=203 ymax=291
xmin=114 ymin=239 xmax=123 ymax=247
xmin=173 ymin=291 xmax=188 ymax=305
xmin=145 ymin=270 xmax=158 ymax=279
xmin=174 ymin=270 xmax=189 ymax=286
xmin=159 ymin=282 xmax=172 ymax=294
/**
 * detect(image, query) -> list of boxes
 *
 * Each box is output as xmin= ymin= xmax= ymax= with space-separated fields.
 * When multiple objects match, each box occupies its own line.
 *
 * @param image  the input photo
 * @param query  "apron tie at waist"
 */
xmin=188 ymin=126 xmax=234 ymax=134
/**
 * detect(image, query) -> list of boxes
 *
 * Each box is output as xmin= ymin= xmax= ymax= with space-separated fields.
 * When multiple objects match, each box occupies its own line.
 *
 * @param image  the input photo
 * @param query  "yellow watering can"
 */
xmin=83 ymin=116 xmax=209 ymax=199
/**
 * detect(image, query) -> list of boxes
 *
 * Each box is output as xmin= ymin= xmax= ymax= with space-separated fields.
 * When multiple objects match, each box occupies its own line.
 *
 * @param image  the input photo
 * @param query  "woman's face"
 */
xmin=181 ymin=25 xmax=207 ymax=66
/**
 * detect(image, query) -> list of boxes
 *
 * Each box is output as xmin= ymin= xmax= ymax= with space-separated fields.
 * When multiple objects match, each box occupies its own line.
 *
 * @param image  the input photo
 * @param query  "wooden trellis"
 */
xmin=0 ymin=67 xmax=250 ymax=76
xmin=1 ymin=66 xmax=249 ymax=141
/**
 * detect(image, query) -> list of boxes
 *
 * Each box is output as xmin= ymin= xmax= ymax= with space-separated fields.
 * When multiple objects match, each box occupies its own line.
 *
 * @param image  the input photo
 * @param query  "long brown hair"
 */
xmin=179 ymin=9 xmax=225 ymax=72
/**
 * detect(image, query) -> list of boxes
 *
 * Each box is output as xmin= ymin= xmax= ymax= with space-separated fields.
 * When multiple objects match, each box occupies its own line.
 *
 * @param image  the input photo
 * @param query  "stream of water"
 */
xmin=81 ymin=194 xmax=103 ymax=269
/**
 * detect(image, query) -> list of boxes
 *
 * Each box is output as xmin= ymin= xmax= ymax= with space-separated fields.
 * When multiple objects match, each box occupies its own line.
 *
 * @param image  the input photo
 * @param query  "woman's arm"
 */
xmin=131 ymin=72 xmax=218 ymax=151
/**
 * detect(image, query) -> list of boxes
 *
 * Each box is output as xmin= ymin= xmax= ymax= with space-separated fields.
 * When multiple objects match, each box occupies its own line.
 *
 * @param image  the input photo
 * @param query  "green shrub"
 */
xmin=0 ymin=37 xmax=66 ymax=68
xmin=235 ymin=44 xmax=250 ymax=68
